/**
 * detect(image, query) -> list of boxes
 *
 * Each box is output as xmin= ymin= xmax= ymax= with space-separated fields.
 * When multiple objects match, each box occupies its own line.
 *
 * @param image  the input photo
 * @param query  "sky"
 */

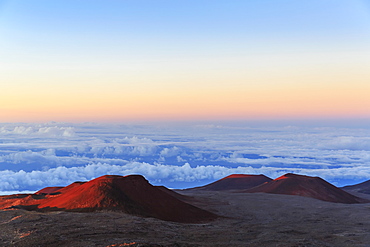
xmin=1 ymin=1 xmax=370 ymax=192
xmin=1 ymin=0 xmax=370 ymax=122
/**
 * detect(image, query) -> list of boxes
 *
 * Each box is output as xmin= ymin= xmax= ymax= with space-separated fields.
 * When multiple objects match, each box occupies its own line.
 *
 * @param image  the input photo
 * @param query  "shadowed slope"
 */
xmin=342 ymin=180 xmax=370 ymax=194
xmin=155 ymin=186 xmax=191 ymax=201
xmin=0 ymin=175 xmax=217 ymax=223
xmin=189 ymin=174 xmax=272 ymax=191
xmin=244 ymin=173 xmax=369 ymax=204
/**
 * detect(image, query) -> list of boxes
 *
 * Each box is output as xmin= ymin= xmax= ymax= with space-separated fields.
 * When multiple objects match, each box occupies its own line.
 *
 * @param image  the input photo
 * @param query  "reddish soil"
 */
xmin=190 ymin=174 xmax=272 ymax=191
xmin=52 ymin=181 xmax=86 ymax=194
xmin=244 ymin=173 xmax=369 ymax=204
xmin=0 ymin=175 xmax=217 ymax=223
xmin=35 ymin=187 xmax=64 ymax=195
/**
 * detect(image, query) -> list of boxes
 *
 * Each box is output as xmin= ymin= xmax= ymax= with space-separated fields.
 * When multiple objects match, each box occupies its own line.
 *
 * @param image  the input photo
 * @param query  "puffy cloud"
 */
xmin=38 ymin=126 xmax=75 ymax=137
xmin=12 ymin=126 xmax=34 ymax=135
xmin=0 ymin=124 xmax=75 ymax=137
xmin=160 ymin=147 xmax=180 ymax=157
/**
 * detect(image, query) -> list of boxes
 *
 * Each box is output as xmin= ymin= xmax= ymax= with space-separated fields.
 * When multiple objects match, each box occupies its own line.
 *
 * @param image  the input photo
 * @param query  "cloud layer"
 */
xmin=0 ymin=122 xmax=370 ymax=192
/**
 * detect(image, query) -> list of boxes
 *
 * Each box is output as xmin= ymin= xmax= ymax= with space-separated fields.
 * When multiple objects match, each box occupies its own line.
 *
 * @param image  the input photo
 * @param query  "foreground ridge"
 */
xmin=0 ymin=175 xmax=217 ymax=223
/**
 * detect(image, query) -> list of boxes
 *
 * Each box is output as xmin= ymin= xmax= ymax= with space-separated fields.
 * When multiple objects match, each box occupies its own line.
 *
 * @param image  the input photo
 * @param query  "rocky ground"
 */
xmin=1 ymin=190 xmax=370 ymax=247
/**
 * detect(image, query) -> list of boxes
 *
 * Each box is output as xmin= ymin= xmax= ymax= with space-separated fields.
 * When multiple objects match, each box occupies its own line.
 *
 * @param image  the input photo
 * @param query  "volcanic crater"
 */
xmin=0 ymin=175 xmax=217 ymax=223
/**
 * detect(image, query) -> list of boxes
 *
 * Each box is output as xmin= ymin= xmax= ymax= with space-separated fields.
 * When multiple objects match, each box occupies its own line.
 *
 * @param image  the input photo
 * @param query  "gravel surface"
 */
xmin=1 ymin=190 xmax=370 ymax=247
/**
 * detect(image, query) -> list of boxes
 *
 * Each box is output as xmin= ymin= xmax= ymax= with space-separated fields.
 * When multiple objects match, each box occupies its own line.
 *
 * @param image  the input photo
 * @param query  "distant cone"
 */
xmin=342 ymin=179 xmax=370 ymax=194
xmin=189 ymin=174 xmax=272 ymax=191
xmin=245 ymin=173 xmax=368 ymax=204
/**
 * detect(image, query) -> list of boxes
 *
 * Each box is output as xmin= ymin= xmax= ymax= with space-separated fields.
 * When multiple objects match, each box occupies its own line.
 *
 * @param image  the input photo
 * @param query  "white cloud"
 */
xmin=177 ymin=156 xmax=186 ymax=162
xmin=318 ymin=136 xmax=370 ymax=151
xmin=160 ymin=147 xmax=180 ymax=157
xmin=38 ymin=126 xmax=75 ymax=137
xmin=0 ymin=124 xmax=76 ymax=137
xmin=0 ymin=149 xmax=129 ymax=168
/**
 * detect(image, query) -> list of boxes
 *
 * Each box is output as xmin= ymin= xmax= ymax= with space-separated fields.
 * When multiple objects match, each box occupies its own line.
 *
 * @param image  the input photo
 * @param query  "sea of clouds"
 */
xmin=0 ymin=121 xmax=370 ymax=193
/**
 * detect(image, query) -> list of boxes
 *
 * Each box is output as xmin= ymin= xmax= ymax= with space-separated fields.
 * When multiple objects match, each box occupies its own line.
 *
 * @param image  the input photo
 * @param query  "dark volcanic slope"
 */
xmin=0 ymin=175 xmax=217 ymax=223
xmin=190 ymin=174 xmax=272 ymax=191
xmin=245 ymin=173 xmax=368 ymax=204
xmin=342 ymin=179 xmax=370 ymax=194
xmin=155 ymin=185 xmax=191 ymax=201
